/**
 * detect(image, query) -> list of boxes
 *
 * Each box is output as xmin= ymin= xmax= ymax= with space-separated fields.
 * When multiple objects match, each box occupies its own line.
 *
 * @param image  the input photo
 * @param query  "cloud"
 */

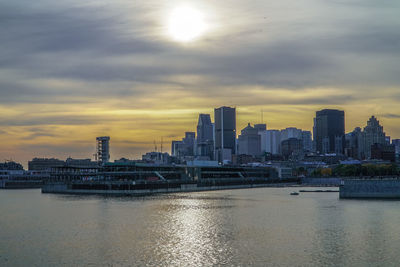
xmin=1 ymin=0 xmax=400 ymax=164
xmin=381 ymin=113 xmax=400 ymax=119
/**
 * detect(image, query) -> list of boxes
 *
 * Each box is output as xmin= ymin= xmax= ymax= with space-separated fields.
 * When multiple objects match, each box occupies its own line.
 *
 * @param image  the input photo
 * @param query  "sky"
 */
xmin=1 ymin=0 xmax=400 ymax=165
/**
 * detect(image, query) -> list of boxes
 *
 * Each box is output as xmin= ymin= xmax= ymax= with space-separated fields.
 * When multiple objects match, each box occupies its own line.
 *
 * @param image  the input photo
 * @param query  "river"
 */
xmin=1 ymin=188 xmax=400 ymax=266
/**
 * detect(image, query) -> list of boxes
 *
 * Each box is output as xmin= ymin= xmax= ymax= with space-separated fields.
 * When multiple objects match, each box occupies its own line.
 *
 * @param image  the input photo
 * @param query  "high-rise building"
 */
xmin=280 ymin=127 xmax=303 ymax=141
xmin=260 ymin=130 xmax=281 ymax=155
xmin=314 ymin=109 xmax=345 ymax=154
xmin=196 ymin=114 xmax=214 ymax=160
xmin=281 ymin=138 xmax=303 ymax=160
xmin=276 ymin=127 xmax=312 ymax=154
xmin=254 ymin=124 xmax=267 ymax=132
xmin=171 ymin=132 xmax=196 ymax=160
xmin=371 ymin=143 xmax=396 ymax=162
xmin=96 ymin=136 xmax=110 ymax=164
xmin=393 ymin=139 xmax=400 ymax=155
xmin=197 ymin=114 xmax=213 ymax=142
xmin=301 ymin=131 xmax=313 ymax=152
xmin=214 ymin=106 xmax=236 ymax=162
xmin=183 ymin=132 xmax=196 ymax=156
xmin=237 ymin=123 xmax=261 ymax=156
xmin=345 ymin=127 xmax=364 ymax=159
xmin=363 ymin=116 xmax=386 ymax=159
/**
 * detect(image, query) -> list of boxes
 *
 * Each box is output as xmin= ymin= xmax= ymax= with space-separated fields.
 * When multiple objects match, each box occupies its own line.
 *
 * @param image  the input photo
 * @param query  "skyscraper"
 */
xmin=196 ymin=114 xmax=214 ymax=160
xmin=214 ymin=106 xmax=236 ymax=163
xmin=237 ymin=123 xmax=261 ymax=156
xmin=171 ymin=132 xmax=196 ymax=161
xmin=363 ymin=116 xmax=386 ymax=159
xmin=314 ymin=109 xmax=345 ymax=154
xmin=197 ymin=114 xmax=213 ymax=142
xmin=96 ymin=136 xmax=110 ymax=164
xmin=260 ymin=130 xmax=281 ymax=155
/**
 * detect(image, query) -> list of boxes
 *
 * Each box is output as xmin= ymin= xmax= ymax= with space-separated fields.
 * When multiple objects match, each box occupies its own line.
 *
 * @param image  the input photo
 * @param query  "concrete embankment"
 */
xmin=300 ymin=177 xmax=341 ymax=186
xmin=340 ymin=178 xmax=400 ymax=199
xmin=0 ymin=180 xmax=43 ymax=189
xmin=42 ymin=182 xmax=297 ymax=196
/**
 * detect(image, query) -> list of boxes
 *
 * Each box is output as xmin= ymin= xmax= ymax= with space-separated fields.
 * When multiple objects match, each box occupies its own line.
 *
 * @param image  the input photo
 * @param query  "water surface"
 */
xmin=1 ymin=188 xmax=400 ymax=266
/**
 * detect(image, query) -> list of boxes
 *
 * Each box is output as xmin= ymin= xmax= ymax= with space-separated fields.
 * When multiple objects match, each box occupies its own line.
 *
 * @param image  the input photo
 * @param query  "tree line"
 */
xmin=309 ymin=163 xmax=399 ymax=177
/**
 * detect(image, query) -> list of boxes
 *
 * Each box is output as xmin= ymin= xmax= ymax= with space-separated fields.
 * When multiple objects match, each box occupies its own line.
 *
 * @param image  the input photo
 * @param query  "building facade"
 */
xmin=363 ymin=116 xmax=386 ymax=159
xmin=314 ymin=109 xmax=345 ymax=154
xmin=96 ymin=136 xmax=110 ymax=164
xmin=214 ymin=106 xmax=236 ymax=163
xmin=237 ymin=123 xmax=261 ymax=157
xmin=196 ymin=114 xmax=214 ymax=160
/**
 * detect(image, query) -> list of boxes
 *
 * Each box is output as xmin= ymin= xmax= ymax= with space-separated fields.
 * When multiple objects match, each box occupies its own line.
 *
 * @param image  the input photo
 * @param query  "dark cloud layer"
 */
xmin=1 ymin=0 xmax=399 ymax=106
xmin=1 ymin=0 xmax=400 ymax=164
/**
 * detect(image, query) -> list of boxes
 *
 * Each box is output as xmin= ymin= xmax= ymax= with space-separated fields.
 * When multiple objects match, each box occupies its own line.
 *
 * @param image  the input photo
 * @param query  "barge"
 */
xmin=339 ymin=178 xmax=400 ymax=199
xmin=42 ymin=162 xmax=298 ymax=195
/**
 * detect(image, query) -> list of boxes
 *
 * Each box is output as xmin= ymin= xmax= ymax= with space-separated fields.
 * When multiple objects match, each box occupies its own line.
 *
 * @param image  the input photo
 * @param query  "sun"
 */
xmin=168 ymin=6 xmax=206 ymax=42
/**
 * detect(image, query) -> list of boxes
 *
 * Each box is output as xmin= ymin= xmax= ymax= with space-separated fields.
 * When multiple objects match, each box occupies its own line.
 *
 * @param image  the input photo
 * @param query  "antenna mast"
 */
xmin=261 ymin=109 xmax=264 ymax=123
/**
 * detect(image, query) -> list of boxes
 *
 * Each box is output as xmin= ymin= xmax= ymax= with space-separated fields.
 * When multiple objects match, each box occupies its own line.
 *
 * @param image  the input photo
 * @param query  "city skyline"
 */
xmin=1 ymin=0 xmax=400 ymax=164
xmin=2 ymin=106 xmax=399 ymax=166
xmin=2 ymin=1 xmax=400 ymax=266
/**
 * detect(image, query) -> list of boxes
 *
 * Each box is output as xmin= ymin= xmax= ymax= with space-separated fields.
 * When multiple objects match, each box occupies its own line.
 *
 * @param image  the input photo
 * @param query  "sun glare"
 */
xmin=168 ymin=6 xmax=206 ymax=42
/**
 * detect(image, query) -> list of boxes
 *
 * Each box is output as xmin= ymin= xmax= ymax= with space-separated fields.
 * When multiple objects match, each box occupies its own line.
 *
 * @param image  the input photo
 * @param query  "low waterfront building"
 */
xmin=142 ymin=152 xmax=171 ymax=165
xmin=28 ymin=158 xmax=65 ymax=171
xmin=66 ymin=157 xmax=98 ymax=167
xmin=0 ymin=161 xmax=24 ymax=170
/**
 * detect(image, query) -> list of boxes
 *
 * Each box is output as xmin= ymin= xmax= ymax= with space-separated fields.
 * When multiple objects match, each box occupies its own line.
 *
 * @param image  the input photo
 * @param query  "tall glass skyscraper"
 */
xmin=214 ymin=106 xmax=236 ymax=162
xmin=314 ymin=109 xmax=345 ymax=154
xmin=196 ymin=114 xmax=214 ymax=160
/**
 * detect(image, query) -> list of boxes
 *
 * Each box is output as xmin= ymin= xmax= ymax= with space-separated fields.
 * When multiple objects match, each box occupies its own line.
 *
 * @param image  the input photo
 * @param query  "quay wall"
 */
xmin=0 ymin=180 xmax=43 ymax=189
xmin=340 ymin=178 xmax=400 ymax=199
xmin=42 ymin=182 xmax=297 ymax=196
xmin=301 ymin=177 xmax=341 ymax=186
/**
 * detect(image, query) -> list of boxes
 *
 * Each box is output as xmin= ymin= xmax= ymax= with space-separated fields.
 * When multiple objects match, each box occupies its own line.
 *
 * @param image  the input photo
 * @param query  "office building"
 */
xmin=254 ymin=124 xmax=267 ymax=132
xmin=302 ymin=131 xmax=313 ymax=152
xmin=237 ymin=123 xmax=261 ymax=157
xmin=371 ymin=143 xmax=396 ymax=162
xmin=183 ymin=132 xmax=196 ymax=156
xmin=314 ymin=109 xmax=345 ymax=154
xmin=363 ymin=116 xmax=386 ymax=159
xmin=280 ymin=127 xmax=302 ymax=141
xmin=171 ymin=132 xmax=196 ymax=160
xmin=214 ymin=106 xmax=236 ymax=162
xmin=281 ymin=127 xmax=312 ymax=153
xmin=345 ymin=127 xmax=364 ymax=159
xmin=393 ymin=139 xmax=400 ymax=155
xmin=281 ymin=138 xmax=303 ymax=160
xmin=260 ymin=130 xmax=281 ymax=155
xmin=196 ymin=114 xmax=214 ymax=160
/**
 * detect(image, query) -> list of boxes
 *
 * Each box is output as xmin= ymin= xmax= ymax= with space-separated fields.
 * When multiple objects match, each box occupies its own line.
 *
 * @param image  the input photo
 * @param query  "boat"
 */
xmin=290 ymin=192 xmax=299 ymax=195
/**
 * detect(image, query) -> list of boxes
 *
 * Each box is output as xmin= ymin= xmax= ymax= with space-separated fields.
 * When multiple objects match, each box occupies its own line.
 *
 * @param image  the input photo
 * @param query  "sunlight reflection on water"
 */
xmin=1 ymin=188 xmax=400 ymax=266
